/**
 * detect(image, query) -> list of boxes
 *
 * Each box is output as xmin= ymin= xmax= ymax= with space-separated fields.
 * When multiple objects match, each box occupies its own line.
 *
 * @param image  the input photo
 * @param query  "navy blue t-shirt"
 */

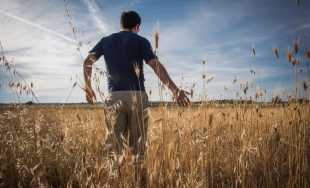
xmin=89 ymin=31 xmax=156 ymax=92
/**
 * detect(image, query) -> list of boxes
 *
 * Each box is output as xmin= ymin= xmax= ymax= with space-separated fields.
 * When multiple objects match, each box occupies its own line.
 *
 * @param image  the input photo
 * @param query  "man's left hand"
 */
xmin=175 ymin=89 xmax=190 ymax=107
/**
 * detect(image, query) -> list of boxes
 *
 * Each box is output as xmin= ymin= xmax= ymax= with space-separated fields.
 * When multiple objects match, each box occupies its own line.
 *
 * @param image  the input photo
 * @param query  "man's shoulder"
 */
xmin=134 ymin=34 xmax=150 ymax=45
xmin=134 ymin=33 xmax=148 ymax=41
xmin=96 ymin=33 xmax=119 ymax=45
xmin=103 ymin=32 xmax=150 ymax=45
xmin=103 ymin=32 xmax=118 ymax=39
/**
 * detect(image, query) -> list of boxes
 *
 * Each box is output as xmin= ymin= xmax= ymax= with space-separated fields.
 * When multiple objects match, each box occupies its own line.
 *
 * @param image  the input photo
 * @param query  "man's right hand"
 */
xmin=85 ymin=87 xmax=97 ymax=105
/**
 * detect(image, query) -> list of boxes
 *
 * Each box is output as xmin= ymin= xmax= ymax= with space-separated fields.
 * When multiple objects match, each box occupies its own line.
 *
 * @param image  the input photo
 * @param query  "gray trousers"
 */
xmin=104 ymin=91 xmax=149 ymax=159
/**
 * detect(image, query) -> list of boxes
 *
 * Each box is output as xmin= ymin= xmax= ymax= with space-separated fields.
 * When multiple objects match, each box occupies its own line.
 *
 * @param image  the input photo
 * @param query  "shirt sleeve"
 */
xmin=89 ymin=37 xmax=105 ymax=60
xmin=141 ymin=38 xmax=157 ymax=64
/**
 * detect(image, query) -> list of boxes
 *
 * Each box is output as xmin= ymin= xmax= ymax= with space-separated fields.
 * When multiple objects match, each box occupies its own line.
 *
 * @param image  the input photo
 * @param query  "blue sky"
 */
xmin=0 ymin=0 xmax=309 ymax=103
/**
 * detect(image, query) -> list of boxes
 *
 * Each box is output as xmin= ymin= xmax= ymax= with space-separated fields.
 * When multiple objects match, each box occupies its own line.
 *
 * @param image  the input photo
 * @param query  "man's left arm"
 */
xmin=147 ymin=58 xmax=190 ymax=107
xmin=83 ymin=54 xmax=97 ymax=104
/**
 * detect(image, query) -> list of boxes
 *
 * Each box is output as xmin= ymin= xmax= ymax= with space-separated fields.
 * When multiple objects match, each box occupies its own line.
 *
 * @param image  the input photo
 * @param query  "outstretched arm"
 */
xmin=83 ymin=53 xmax=97 ymax=104
xmin=147 ymin=58 xmax=190 ymax=107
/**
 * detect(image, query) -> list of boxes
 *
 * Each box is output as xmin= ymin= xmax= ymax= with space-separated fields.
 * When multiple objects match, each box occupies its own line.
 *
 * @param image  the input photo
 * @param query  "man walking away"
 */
xmin=83 ymin=11 xmax=190 ymax=186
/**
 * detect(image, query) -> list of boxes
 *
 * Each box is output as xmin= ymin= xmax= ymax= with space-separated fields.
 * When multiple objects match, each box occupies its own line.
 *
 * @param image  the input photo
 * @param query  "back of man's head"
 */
xmin=120 ymin=11 xmax=141 ymax=29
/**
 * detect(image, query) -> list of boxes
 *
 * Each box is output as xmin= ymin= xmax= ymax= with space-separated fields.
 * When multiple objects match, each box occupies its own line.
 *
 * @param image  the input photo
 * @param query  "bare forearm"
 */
xmin=153 ymin=61 xmax=179 ymax=93
xmin=83 ymin=60 xmax=93 ymax=90
xmin=83 ymin=54 xmax=98 ymax=89
xmin=148 ymin=59 xmax=190 ymax=107
xmin=83 ymin=54 xmax=97 ymax=104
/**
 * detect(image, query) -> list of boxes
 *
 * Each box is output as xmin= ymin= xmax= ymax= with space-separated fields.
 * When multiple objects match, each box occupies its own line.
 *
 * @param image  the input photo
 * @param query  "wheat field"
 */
xmin=1 ymin=1 xmax=310 ymax=187
xmin=0 ymin=102 xmax=309 ymax=187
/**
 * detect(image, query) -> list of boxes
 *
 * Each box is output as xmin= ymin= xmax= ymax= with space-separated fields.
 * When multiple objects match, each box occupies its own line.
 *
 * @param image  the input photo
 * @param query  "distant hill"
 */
xmin=0 ymin=99 xmax=308 ymax=107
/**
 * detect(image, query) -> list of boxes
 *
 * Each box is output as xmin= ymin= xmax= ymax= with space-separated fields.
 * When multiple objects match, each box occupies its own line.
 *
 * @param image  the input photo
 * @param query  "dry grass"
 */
xmin=0 ymin=103 xmax=309 ymax=187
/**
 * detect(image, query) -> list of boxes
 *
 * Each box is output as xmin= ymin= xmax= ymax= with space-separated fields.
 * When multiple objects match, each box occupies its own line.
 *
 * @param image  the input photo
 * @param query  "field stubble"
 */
xmin=0 ymin=103 xmax=309 ymax=187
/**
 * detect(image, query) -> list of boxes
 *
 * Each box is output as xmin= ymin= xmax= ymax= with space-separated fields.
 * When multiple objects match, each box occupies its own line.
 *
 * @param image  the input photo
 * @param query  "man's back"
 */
xmin=90 ymin=31 xmax=155 ymax=92
xmin=83 ymin=11 xmax=190 ymax=186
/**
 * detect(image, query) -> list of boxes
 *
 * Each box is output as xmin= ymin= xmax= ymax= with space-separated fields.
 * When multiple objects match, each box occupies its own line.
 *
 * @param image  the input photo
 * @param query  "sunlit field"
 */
xmin=0 ymin=102 xmax=309 ymax=187
xmin=1 ymin=0 xmax=310 ymax=187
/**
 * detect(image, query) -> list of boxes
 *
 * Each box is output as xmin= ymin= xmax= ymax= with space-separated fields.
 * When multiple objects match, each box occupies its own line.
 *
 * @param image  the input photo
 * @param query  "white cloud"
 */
xmin=0 ymin=9 xmax=76 ymax=43
xmin=1 ymin=0 xmax=309 ymax=103
xmin=0 ymin=0 xmax=87 ymax=103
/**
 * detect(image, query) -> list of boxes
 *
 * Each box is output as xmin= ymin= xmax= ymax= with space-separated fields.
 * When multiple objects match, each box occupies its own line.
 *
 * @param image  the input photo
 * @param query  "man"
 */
xmin=83 ymin=10 xmax=190 ymax=183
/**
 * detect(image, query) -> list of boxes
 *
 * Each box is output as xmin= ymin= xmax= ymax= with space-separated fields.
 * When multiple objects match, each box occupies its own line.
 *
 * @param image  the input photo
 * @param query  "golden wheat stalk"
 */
xmin=252 ymin=44 xmax=256 ymax=56
xmin=306 ymin=49 xmax=310 ymax=60
xmin=286 ymin=49 xmax=292 ymax=62
xmin=293 ymin=40 xmax=299 ymax=55
xmin=154 ymin=20 xmax=159 ymax=50
xmin=272 ymin=47 xmax=279 ymax=59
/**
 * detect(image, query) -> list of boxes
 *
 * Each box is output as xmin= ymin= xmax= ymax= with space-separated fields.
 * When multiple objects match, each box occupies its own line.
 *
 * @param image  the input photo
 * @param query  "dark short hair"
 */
xmin=120 ymin=11 xmax=141 ymax=29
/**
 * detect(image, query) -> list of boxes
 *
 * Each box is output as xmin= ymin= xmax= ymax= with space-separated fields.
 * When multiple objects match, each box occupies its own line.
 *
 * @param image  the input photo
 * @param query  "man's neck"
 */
xmin=122 ymin=28 xmax=138 ymax=34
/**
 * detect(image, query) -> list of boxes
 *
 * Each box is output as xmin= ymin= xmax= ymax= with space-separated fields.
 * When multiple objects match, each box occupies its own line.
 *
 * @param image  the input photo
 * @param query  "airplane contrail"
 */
xmin=0 ymin=9 xmax=76 ymax=43
xmin=82 ymin=0 xmax=108 ymax=33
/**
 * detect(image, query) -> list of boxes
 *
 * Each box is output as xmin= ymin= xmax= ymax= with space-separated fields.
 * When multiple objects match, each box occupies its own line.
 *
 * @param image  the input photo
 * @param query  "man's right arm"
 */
xmin=147 ymin=59 xmax=190 ymax=107
xmin=83 ymin=53 xmax=97 ymax=104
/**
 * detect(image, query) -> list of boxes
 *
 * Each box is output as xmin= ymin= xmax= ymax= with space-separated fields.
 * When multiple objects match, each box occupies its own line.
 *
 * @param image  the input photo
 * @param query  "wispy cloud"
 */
xmin=0 ymin=9 xmax=76 ymax=43
xmin=1 ymin=0 xmax=309 ymax=103
xmin=0 ymin=1 xmax=85 ymax=103
xmin=81 ymin=0 xmax=108 ymax=33
xmin=300 ymin=23 xmax=310 ymax=29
